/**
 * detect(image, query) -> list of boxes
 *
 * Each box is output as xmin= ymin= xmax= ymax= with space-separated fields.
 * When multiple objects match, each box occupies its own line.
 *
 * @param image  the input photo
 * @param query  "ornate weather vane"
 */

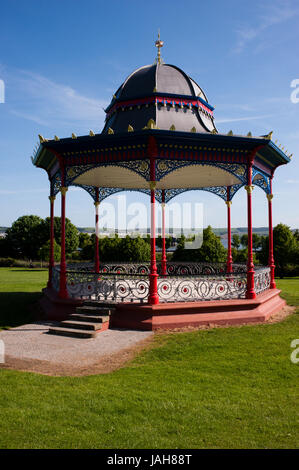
xmin=155 ymin=30 xmax=164 ymax=65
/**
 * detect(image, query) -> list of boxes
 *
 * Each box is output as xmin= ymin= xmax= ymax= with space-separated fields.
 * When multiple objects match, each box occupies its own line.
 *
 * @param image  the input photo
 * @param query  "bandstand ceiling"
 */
xmin=73 ymin=163 xmax=241 ymax=189
xmin=157 ymin=165 xmax=240 ymax=189
xmin=74 ymin=166 xmax=149 ymax=189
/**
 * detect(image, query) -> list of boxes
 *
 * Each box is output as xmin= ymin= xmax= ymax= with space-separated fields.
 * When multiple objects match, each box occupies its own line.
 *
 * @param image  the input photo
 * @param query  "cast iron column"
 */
xmin=148 ymin=156 xmax=159 ymax=305
xmin=59 ymin=186 xmax=68 ymax=299
xmin=245 ymin=165 xmax=256 ymax=299
xmin=226 ymin=187 xmax=233 ymax=274
xmin=267 ymin=178 xmax=276 ymax=289
xmin=94 ymin=189 xmax=100 ymax=274
xmin=47 ymin=194 xmax=56 ymax=288
xmin=161 ymin=189 xmax=167 ymax=276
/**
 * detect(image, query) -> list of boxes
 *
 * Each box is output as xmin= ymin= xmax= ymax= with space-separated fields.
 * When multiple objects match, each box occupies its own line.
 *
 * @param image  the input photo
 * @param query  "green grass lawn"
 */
xmin=0 ymin=267 xmax=48 ymax=329
xmin=0 ymin=268 xmax=298 ymax=449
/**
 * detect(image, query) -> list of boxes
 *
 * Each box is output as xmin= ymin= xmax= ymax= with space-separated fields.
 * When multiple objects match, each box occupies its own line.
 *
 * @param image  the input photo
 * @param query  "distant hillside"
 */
xmin=77 ymin=226 xmax=270 ymax=236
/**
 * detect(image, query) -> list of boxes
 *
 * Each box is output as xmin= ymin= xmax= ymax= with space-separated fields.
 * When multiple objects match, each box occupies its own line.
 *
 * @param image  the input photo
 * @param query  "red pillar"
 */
xmin=94 ymin=189 xmax=100 ymax=274
xmin=267 ymin=179 xmax=276 ymax=289
xmin=245 ymin=167 xmax=256 ymax=299
xmin=226 ymin=187 xmax=233 ymax=274
xmin=47 ymin=195 xmax=55 ymax=288
xmin=59 ymin=186 xmax=68 ymax=299
xmin=148 ymin=158 xmax=159 ymax=305
xmin=161 ymin=189 xmax=167 ymax=276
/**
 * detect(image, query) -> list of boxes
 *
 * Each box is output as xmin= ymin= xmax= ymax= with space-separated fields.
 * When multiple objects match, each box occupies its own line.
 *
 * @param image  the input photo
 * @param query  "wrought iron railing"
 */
xmin=254 ymin=267 xmax=271 ymax=294
xmin=51 ymin=264 xmax=270 ymax=303
xmin=66 ymin=261 xmax=248 ymax=276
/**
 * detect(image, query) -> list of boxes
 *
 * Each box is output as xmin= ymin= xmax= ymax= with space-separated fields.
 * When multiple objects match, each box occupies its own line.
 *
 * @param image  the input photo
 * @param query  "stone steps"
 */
xmin=48 ymin=326 xmax=97 ymax=339
xmin=61 ymin=320 xmax=103 ymax=331
xmin=69 ymin=313 xmax=110 ymax=323
xmin=76 ymin=306 xmax=113 ymax=316
xmin=47 ymin=303 xmax=116 ymax=339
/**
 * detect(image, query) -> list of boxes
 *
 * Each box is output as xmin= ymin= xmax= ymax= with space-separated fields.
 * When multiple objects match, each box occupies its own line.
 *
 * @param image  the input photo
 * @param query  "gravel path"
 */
xmin=0 ymin=322 xmax=153 ymax=376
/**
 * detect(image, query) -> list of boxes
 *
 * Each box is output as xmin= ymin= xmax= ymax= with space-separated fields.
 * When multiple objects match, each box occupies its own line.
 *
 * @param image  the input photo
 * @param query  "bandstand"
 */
xmin=32 ymin=38 xmax=290 ymax=331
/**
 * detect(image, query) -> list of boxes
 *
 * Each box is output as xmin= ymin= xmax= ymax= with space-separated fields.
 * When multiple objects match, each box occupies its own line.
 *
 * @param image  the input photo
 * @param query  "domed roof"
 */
xmin=102 ymin=63 xmax=217 ymax=135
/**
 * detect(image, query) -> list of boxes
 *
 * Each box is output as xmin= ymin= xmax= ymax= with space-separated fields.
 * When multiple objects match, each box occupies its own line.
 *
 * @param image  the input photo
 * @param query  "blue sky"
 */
xmin=0 ymin=0 xmax=298 ymax=229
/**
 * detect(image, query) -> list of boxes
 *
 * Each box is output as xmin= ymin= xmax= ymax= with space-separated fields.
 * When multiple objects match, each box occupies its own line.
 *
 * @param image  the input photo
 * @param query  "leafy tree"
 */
xmin=252 ymin=233 xmax=262 ymax=252
xmin=293 ymin=229 xmax=299 ymax=243
xmin=81 ymin=235 xmax=151 ymax=263
xmin=173 ymin=226 xmax=227 ymax=262
xmin=156 ymin=235 xmax=172 ymax=250
xmin=240 ymin=234 xmax=248 ymax=247
xmin=232 ymin=234 xmax=241 ymax=249
xmin=258 ymin=224 xmax=298 ymax=277
xmin=272 ymin=224 xmax=298 ymax=277
xmin=6 ymin=215 xmax=44 ymax=259
xmin=79 ymin=232 xmax=92 ymax=249
xmin=38 ymin=240 xmax=61 ymax=262
xmin=119 ymin=236 xmax=151 ymax=262
xmin=40 ymin=217 xmax=79 ymax=254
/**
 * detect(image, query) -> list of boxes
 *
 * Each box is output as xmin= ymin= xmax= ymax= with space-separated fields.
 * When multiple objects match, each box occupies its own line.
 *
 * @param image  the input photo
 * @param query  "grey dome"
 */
xmin=102 ymin=63 xmax=216 ymax=134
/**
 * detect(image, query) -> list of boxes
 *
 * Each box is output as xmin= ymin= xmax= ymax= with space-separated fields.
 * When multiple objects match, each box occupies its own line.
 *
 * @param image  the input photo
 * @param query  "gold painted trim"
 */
xmin=244 ymin=185 xmax=254 ymax=194
xmin=149 ymin=181 xmax=157 ymax=190
xmin=60 ymin=186 xmax=68 ymax=196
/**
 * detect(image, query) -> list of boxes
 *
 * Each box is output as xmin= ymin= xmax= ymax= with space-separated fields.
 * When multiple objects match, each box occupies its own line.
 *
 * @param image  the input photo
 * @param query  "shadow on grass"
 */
xmin=0 ymin=291 xmax=43 ymax=329
xmin=10 ymin=269 xmax=47 ymax=273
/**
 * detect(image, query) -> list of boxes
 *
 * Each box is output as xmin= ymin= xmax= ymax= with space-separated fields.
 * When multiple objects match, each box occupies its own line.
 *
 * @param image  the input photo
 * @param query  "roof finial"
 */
xmin=155 ymin=29 xmax=164 ymax=65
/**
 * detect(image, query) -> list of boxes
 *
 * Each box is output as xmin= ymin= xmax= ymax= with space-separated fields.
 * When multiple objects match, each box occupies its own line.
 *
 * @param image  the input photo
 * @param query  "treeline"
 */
xmin=0 ymin=215 xmax=298 ymax=277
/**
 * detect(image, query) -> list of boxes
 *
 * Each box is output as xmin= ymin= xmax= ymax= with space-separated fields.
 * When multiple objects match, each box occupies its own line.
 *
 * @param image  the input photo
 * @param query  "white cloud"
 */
xmin=233 ymin=1 xmax=299 ymax=53
xmin=4 ymin=67 xmax=108 ymax=129
xmin=216 ymin=113 xmax=275 ymax=124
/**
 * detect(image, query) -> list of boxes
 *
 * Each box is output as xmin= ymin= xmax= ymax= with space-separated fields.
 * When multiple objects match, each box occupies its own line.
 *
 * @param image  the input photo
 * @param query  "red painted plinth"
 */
xmin=39 ymin=288 xmax=286 ymax=331
xmin=110 ymin=289 xmax=286 ymax=330
xmin=39 ymin=288 xmax=84 ymax=321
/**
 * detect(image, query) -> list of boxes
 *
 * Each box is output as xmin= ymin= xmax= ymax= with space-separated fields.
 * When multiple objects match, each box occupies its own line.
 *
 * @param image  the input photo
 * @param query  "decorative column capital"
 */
xmin=225 ymin=200 xmax=232 ymax=207
xmin=149 ymin=181 xmax=157 ymax=190
xmin=161 ymin=202 xmax=166 ymax=209
xmin=245 ymin=185 xmax=254 ymax=194
xmin=267 ymin=193 xmax=274 ymax=201
xmin=49 ymin=195 xmax=56 ymax=203
xmin=60 ymin=186 xmax=68 ymax=196
xmin=94 ymin=201 xmax=100 ymax=207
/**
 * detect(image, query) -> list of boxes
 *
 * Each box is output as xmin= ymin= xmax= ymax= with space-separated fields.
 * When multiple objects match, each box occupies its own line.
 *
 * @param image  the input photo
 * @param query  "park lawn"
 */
xmin=0 ymin=267 xmax=48 ymax=329
xmin=0 ymin=268 xmax=298 ymax=449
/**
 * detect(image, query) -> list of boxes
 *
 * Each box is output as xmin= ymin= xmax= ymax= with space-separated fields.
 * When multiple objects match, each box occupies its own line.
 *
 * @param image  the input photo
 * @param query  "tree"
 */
xmin=273 ymin=224 xmax=298 ymax=277
xmin=156 ymin=235 xmax=172 ymax=250
xmin=258 ymin=224 xmax=298 ymax=277
xmin=240 ymin=234 xmax=248 ymax=247
xmin=119 ymin=236 xmax=151 ymax=262
xmin=173 ymin=226 xmax=227 ymax=262
xmin=232 ymin=234 xmax=241 ymax=250
xmin=81 ymin=235 xmax=151 ymax=263
xmin=79 ymin=232 xmax=92 ymax=249
xmin=40 ymin=217 xmax=79 ymax=254
xmin=6 ymin=215 xmax=44 ymax=259
xmin=38 ymin=240 xmax=61 ymax=262
xmin=252 ymin=233 xmax=262 ymax=252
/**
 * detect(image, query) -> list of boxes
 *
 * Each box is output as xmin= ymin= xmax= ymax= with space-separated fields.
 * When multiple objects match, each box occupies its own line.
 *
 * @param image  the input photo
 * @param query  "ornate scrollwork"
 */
xmin=157 ymin=274 xmax=247 ymax=302
xmin=254 ymin=267 xmax=270 ymax=294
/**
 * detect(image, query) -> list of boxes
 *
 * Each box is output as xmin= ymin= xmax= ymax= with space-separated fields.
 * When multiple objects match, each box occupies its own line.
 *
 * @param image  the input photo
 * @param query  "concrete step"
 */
xmin=82 ymin=301 xmax=117 ymax=308
xmin=76 ymin=306 xmax=115 ymax=315
xmin=61 ymin=320 xmax=102 ymax=331
xmin=69 ymin=313 xmax=110 ymax=323
xmin=48 ymin=326 xmax=96 ymax=339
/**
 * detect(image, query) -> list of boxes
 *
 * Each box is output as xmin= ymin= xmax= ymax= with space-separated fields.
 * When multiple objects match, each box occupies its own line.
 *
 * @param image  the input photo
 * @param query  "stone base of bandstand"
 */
xmin=39 ymin=288 xmax=286 ymax=331
xmin=39 ymin=287 xmax=84 ymax=321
